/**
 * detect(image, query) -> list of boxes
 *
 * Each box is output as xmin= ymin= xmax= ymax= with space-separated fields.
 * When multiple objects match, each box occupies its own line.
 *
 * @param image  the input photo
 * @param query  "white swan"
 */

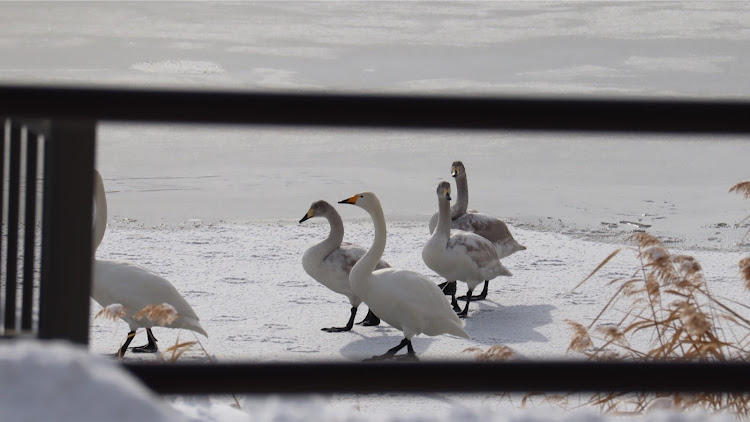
xmin=91 ymin=170 xmax=207 ymax=357
xmin=429 ymin=161 xmax=525 ymax=303
xmin=339 ymin=192 xmax=469 ymax=360
xmin=423 ymin=181 xmax=511 ymax=317
xmin=299 ymin=200 xmax=388 ymax=331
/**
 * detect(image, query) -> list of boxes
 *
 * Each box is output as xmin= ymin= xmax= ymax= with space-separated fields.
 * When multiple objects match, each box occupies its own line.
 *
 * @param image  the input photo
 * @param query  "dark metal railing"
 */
xmin=2 ymin=84 xmax=750 ymax=133
xmin=0 ymin=117 xmax=95 ymax=343
xmin=1 ymin=83 xmax=749 ymax=395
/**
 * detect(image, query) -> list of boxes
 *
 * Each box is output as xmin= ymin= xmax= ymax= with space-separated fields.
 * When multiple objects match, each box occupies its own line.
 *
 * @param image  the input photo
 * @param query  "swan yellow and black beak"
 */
xmin=443 ymin=186 xmax=452 ymax=201
xmin=338 ymin=195 xmax=358 ymax=205
xmin=451 ymin=166 xmax=460 ymax=178
xmin=299 ymin=208 xmax=314 ymax=223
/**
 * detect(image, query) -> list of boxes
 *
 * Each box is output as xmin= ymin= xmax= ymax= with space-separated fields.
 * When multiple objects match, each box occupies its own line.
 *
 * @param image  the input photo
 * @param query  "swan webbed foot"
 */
xmin=323 ymin=307 xmax=356 ymax=332
xmin=130 ymin=328 xmax=158 ymax=353
xmin=457 ymin=293 xmax=487 ymax=301
xmin=130 ymin=343 xmax=159 ymax=353
xmin=356 ymin=309 xmax=381 ymax=327
xmin=457 ymin=280 xmax=489 ymax=301
xmin=363 ymin=338 xmax=413 ymax=362
xmin=321 ymin=326 xmax=352 ymax=333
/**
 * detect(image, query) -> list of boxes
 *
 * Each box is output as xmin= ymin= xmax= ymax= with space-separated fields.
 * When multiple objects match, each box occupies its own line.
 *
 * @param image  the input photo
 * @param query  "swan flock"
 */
xmin=93 ymin=160 xmax=523 ymax=361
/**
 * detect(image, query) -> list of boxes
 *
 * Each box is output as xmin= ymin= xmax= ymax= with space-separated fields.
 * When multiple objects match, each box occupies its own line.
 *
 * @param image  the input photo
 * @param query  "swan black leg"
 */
xmin=117 ymin=330 xmax=137 ymax=357
xmin=356 ymin=309 xmax=381 ymax=326
xmin=394 ymin=339 xmax=419 ymax=361
xmin=364 ymin=338 xmax=413 ymax=362
xmin=131 ymin=328 xmax=159 ymax=353
xmin=457 ymin=288 xmax=474 ymax=318
xmin=322 ymin=307 xmax=356 ymax=332
xmin=439 ymin=280 xmax=461 ymax=312
xmin=458 ymin=280 xmax=489 ymax=301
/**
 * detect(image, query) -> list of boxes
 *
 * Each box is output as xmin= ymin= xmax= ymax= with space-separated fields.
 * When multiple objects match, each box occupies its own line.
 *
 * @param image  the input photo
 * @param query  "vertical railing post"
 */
xmin=38 ymin=119 xmax=96 ymax=344
xmin=21 ymin=130 xmax=40 ymax=331
xmin=4 ymin=123 xmax=22 ymax=332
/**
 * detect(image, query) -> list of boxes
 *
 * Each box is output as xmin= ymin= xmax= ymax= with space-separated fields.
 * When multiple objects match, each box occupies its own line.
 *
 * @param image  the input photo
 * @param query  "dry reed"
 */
xmin=133 ymin=303 xmax=179 ymax=325
xmin=95 ymin=303 xmax=126 ymax=321
xmin=569 ymin=231 xmax=750 ymax=416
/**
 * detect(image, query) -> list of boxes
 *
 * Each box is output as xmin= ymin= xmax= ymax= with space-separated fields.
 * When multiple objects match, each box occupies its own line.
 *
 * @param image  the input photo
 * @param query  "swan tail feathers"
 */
xmin=452 ymin=324 xmax=471 ymax=339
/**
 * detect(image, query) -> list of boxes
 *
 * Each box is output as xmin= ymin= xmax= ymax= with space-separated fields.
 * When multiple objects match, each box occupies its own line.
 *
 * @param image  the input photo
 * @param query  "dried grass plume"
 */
xmin=134 ymin=303 xmax=178 ymax=325
xmin=729 ymin=181 xmax=750 ymax=199
xmin=95 ymin=303 xmax=126 ymax=321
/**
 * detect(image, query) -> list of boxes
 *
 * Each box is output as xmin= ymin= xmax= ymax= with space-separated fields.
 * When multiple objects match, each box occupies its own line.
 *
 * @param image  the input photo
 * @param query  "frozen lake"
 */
xmin=2 ymin=1 xmax=750 ymax=421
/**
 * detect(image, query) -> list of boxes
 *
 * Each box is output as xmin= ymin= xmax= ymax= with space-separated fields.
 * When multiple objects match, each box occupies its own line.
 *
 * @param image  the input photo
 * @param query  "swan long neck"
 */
xmin=435 ymin=195 xmax=452 ymax=240
xmin=452 ymin=173 xmax=469 ymax=218
xmin=92 ymin=170 xmax=107 ymax=254
xmin=351 ymin=199 xmax=387 ymax=285
xmin=317 ymin=211 xmax=345 ymax=256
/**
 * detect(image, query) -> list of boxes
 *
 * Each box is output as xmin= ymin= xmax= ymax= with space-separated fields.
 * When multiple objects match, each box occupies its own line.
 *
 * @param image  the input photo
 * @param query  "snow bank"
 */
xmin=0 ymin=340 xmax=182 ymax=422
xmin=0 ymin=340 xmax=744 ymax=421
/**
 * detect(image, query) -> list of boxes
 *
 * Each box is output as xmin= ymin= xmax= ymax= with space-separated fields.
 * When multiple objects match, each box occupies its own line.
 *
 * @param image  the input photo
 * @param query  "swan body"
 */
xmin=429 ymin=161 xmax=525 ymax=302
xmin=423 ymin=182 xmax=511 ymax=317
xmin=339 ymin=192 xmax=469 ymax=360
xmin=92 ymin=170 xmax=207 ymax=356
xmin=92 ymin=260 xmax=207 ymax=336
xmin=428 ymin=161 xmax=526 ymax=259
xmin=300 ymin=200 xmax=387 ymax=331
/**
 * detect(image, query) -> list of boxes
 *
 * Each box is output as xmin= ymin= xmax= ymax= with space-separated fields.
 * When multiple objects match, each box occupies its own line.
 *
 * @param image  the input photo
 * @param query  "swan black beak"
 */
xmin=446 ymin=193 xmax=452 ymax=201
xmin=338 ymin=195 xmax=358 ymax=205
xmin=451 ymin=168 xmax=459 ymax=177
xmin=299 ymin=209 xmax=314 ymax=223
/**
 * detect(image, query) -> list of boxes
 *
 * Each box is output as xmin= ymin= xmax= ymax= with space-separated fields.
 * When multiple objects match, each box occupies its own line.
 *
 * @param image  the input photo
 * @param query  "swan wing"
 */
xmin=366 ymin=268 xmax=469 ymax=339
xmin=452 ymin=213 xmax=526 ymax=258
xmin=448 ymin=231 xmax=511 ymax=279
xmin=93 ymin=259 xmax=202 ymax=323
xmin=338 ymin=242 xmax=390 ymax=270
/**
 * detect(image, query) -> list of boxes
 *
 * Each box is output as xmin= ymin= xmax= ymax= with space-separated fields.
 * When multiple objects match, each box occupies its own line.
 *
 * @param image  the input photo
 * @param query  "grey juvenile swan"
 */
xmin=300 ymin=200 xmax=385 ymax=332
xmin=423 ymin=182 xmax=511 ymax=317
xmin=428 ymin=161 xmax=525 ymax=308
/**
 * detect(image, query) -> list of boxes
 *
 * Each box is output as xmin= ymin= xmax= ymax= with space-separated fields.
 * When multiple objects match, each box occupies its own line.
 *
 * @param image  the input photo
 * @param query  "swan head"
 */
xmin=299 ymin=200 xmax=333 ymax=223
xmin=338 ymin=192 xmax=379 ymax=210
xmin=451 ymin=160 xmax=465 ymax=178
xmin=437 ymin=181 xmax=452 ymax=201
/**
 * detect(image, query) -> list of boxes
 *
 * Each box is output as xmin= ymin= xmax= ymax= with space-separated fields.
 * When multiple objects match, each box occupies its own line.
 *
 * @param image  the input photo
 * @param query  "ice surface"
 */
xmin=2 ymin=1 xmax=750 ymax=420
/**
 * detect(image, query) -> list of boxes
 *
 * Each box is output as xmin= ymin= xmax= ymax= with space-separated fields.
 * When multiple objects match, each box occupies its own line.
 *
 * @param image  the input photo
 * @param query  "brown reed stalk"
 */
xmin=568 ymin=231 xmax=750 ymax=416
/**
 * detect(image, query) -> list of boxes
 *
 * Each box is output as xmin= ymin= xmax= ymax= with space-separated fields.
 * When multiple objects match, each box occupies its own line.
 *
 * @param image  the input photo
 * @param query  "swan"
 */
xmin=423 ymin=181 xmax=511 ymax=318
xmin=339 ymin=192 xmax=469 ymax=360
xmin=91 ymin=170 xmax=207 ymax=357
xmin=429 ymin=161 xmax=525 ymax=304
xmin=299 ymin=200 xmax=388 ymax=331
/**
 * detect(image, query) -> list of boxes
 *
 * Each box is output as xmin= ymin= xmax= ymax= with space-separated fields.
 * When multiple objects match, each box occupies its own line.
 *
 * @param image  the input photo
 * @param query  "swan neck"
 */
xmin=435 ymin=196 xmax=452 ymax=238
xmin=318 ymin=211 xmax=344 ymax=255
xmin=453 ymin=174 xmax=469 ymax=217
xmin=92 ymin=171 xmax=107 ymax=253
xmin=352 ymin=201 xmax=387 ymax=282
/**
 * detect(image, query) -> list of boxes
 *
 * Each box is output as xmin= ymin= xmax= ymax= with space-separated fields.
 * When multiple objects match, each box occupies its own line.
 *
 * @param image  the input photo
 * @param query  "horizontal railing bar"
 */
xmin=2 ymin=84 xmax=750 ymax=133
xmin=124 ymin=361 xmax=750 ymax=394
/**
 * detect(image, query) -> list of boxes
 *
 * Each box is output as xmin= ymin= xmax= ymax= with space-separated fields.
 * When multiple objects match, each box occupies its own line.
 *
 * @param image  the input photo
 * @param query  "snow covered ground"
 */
xmin=2 ymin=1 xmax=750 ymax=421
